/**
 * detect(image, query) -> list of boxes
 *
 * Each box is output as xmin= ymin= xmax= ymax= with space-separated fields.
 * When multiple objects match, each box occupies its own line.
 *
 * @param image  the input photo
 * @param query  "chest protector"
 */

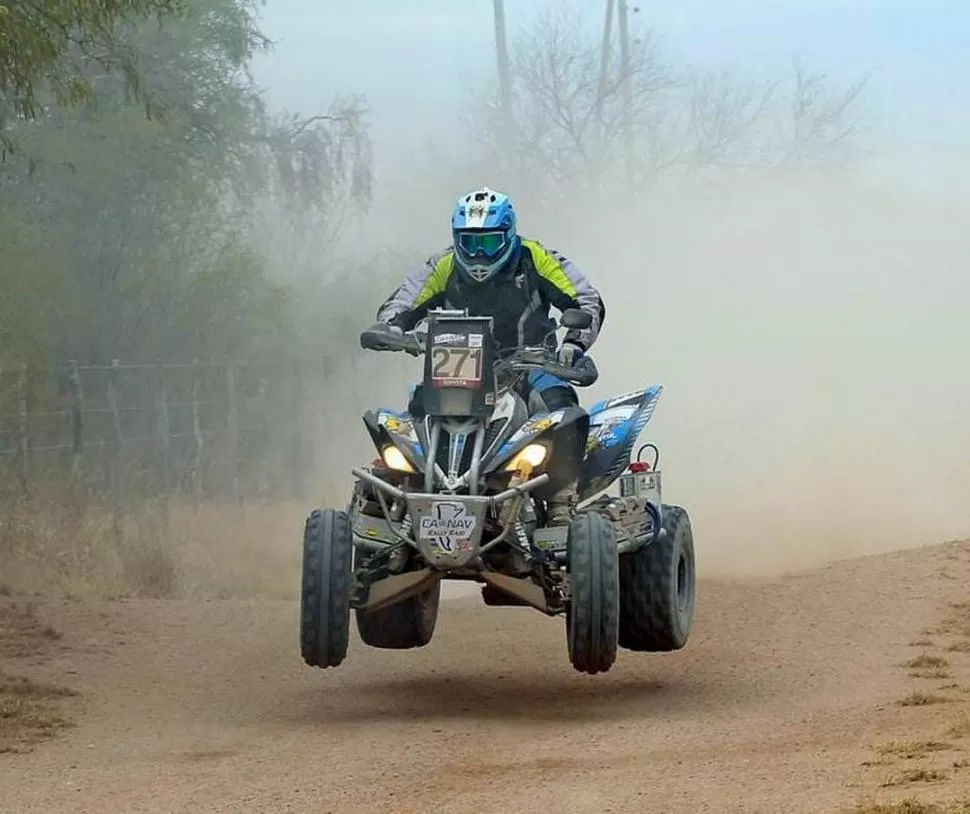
xmin=442 ymin=248 xmax=554 ymax=352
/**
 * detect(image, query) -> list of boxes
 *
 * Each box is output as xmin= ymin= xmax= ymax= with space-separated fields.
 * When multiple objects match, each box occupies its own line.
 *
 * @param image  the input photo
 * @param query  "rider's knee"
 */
xmin=407 ymin=383 xmax=426 ymax=419
xmin=539 ymin=385 xmax=578 ymax=412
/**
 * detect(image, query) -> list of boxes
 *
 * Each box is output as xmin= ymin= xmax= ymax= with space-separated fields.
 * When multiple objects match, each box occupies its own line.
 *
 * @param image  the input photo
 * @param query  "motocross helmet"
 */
xmin=451 ymin=187 xmax=520 ymax=284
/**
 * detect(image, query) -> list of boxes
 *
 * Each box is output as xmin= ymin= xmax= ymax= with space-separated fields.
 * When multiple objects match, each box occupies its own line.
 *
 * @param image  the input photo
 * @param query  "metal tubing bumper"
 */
xmin=350 ymin=467 xmax=550 ymax=506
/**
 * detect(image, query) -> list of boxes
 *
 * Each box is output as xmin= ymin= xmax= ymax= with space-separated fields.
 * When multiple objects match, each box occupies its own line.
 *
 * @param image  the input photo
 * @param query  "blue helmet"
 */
xmin=451 ymin=187 xmax=520 ymax=283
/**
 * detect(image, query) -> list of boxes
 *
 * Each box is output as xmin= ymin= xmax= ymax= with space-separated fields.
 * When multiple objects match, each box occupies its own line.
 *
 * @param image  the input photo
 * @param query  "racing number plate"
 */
xmin=430 ymin=334 xmax=483 ymax=389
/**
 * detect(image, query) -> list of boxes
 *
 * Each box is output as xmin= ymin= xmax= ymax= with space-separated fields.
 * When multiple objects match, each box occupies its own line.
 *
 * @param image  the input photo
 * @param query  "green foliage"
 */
xmin=0 ymin=0 xmax=373 ymax=381
xmin=0 ymin=0 xmax=185 ymax=143
xmin=0 ymin=202 xmax=68 ymax=369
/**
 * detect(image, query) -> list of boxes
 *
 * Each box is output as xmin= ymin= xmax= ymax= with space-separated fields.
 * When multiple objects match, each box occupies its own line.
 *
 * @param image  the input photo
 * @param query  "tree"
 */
xmin=0 ymin=0 xmax=373 ymax=371
xmin=0 ymin=0 xmax=185 ymax=155
xmin=463 ymin=7 xmax=869 ymax=202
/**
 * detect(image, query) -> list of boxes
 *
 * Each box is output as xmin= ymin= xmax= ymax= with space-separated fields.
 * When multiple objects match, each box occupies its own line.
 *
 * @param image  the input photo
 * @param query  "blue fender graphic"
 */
xmin=578 ymin=385 xmax=664 ymax=501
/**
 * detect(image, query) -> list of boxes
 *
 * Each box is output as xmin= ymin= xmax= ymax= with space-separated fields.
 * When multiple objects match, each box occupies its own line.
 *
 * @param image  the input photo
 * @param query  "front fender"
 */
xmin=484 ymin=406 xmax=590 ymax=497
xmin=362 ymin=409 xmax=426 ymax=472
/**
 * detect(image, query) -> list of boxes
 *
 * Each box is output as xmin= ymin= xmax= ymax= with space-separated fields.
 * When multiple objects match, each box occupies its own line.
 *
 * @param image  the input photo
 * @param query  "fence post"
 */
xmin=68 ymin=359 xmax=84 ymax=512
xmin=154 ymin=364 xmax=171 ymax=526
xmin=16 ymin=363 xmax=29 ymax=496
xmin=225 ymin=363 xmax=239 ymax=503
xmin=106 ymin=358 xmax=124 ymax=538
xmin=290 ymin=356 xmax=306 ymax=500
xmin=257 ymin=375 xmax=270 ymax=499
xmin=190 ymin=359 xmax=204 ymax=504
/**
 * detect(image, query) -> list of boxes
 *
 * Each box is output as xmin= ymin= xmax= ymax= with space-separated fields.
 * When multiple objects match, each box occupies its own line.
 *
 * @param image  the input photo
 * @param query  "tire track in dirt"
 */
xmin=1 ymin=540 xmax=968 ymax=814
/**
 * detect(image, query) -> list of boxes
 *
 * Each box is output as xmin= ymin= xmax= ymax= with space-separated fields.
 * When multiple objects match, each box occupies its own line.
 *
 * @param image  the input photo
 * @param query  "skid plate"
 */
xmin=405 ymin=494 xmax=490 ymax=569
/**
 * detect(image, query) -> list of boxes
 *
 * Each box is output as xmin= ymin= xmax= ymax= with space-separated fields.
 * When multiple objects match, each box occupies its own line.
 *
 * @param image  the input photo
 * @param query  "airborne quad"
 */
xmin=299 ymin=307 xmax=696 ymax=675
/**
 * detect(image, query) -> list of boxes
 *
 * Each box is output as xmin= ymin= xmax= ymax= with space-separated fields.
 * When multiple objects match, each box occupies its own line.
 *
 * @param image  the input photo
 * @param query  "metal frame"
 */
xmin=346 ymin=307 xmax=668 ymax=616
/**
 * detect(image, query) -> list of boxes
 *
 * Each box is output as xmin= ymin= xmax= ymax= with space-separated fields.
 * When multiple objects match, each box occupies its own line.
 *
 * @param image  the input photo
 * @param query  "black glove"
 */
xmin=359 ymin=322 xmax=403 ymax=351
xmin=557 ymin=340 xmax=585 ymax=368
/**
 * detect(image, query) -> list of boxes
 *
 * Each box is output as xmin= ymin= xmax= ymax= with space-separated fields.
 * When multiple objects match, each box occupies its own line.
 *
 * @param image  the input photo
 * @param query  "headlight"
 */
xmin=382 ymin=445 xmax=415 ymax=473
xmin=504 ymin=443 xmax=548 ymax=472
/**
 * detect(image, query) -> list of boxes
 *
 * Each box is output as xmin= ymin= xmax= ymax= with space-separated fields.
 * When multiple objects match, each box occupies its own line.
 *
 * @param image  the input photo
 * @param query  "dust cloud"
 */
xmin=322 ymin=160 xmax=970 ymax=580
xmin=581 ymin=173 xmax=970 ymax=576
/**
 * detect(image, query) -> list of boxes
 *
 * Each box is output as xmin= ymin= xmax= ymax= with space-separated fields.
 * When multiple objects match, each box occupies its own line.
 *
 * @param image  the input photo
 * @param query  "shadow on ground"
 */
xmin=277 ymin=665 xmax=742 ymax=725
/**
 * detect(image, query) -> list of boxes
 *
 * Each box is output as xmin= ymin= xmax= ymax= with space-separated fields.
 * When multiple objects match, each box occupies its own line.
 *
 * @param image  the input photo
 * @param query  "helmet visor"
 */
xmin=456 ymin=230 xmax=508 ymax=259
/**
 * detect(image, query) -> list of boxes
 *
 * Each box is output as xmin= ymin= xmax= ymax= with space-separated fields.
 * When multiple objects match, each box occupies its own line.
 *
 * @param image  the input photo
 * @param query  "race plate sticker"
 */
xmin=418 ymin=499 xmax=478 ymax=554
xmin=430 ymin=344 xmax=483 ymax=388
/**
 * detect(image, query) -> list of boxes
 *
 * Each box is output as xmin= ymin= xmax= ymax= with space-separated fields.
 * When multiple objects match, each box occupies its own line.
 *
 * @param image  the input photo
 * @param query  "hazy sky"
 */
xmin=251 ymin=0 xmax=969 ymax=161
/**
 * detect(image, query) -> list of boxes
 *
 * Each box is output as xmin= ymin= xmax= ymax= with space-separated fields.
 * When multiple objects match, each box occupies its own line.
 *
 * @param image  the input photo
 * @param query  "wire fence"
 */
xmin=0 ymin=357 xmax=324 ymax=527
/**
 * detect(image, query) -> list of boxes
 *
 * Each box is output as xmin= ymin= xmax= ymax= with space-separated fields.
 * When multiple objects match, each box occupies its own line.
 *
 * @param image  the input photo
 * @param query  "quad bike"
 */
xmin=299 ymin=307 xmax=696 ymax=675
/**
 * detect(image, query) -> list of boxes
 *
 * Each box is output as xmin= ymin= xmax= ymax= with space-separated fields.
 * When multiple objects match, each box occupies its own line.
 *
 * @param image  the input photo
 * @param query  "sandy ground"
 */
xmin=2 ymin=540 xmax=970 ymax=814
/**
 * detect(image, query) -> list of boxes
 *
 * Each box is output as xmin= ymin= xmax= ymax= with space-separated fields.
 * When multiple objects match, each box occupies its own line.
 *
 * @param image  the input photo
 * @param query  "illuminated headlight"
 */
xmin=381 ymin=445 xmax=415 ymax=473
xmin=504 ymin=443 xmax=548 ymax=472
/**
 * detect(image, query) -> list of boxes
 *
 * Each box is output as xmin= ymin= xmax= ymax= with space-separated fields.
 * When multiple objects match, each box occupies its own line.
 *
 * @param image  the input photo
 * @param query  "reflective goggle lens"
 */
xmin=458 ymin=231 xmax=507 ymax=258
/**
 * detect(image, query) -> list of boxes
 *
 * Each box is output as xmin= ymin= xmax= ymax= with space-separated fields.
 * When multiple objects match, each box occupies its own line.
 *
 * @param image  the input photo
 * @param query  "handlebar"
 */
xmin=495 ymin=347 xmax=599 ymax=388
xmin=359 ymin=328 xmax=425 ymax=357
xmin=359 ymin=328 xmax=599 ymax=387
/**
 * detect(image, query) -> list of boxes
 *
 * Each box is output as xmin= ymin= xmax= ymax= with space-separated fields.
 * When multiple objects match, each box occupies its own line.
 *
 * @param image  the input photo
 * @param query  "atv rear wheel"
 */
xmin=354 ymin=581 xmax=441 ymax=649
xmin=618 ymin=503 xmax=696 ymax=652
xmin=565 ymin=511 xmax=620 ymax=675
xmin=300 ymin=508 xmax=353 ymax=668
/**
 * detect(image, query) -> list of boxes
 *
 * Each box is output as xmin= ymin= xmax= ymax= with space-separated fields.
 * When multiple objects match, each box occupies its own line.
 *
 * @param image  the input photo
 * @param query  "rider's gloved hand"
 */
xmin=360 ymin=322 xmax=403 ymax=350
xmin=557 ymin=340 xmax=584 ymax=368
xmin=368 ymin=322 xmax=403 ymax=337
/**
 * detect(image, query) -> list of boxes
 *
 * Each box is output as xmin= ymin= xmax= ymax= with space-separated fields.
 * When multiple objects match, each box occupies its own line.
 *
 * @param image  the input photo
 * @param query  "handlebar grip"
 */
xmin=360 ymin=329 xmax=425 ymax=356
xmin=573 ymin=356 xmax=600 ymax=387
xmin=568 ymin=355 xmax=599 ymax=387
xmin=360 ymin=329 xmax=401 ymax=352
xmin=541 ymin=355 xmax=599 ymax=387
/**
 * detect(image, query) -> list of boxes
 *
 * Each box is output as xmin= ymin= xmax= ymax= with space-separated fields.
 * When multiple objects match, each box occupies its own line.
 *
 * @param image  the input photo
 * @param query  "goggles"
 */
xmin=456 ymin=230 xmax=509 ymax=259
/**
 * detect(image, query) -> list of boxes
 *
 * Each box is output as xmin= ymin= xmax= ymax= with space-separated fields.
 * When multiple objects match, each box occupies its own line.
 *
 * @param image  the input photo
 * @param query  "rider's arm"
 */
xmin=375 ymin=250 xmax=454 ymax=331
xmin=523 ymin=240 xmax=606 ymax=350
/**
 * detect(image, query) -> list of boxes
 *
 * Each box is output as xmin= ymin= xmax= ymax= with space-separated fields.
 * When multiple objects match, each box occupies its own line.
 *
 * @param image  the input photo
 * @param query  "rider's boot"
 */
xmin=546 ymin=480 xmax=579 ymax=527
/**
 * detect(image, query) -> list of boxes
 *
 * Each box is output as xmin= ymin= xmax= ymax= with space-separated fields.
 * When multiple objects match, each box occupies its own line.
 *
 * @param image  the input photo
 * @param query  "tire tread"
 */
xmin=300 ymin=508 xmax=352 ymax=668
xmin=617 ymin=504 xmax=695 ymax=652
xmin=567 ymin=512 xmax=620 ymax=674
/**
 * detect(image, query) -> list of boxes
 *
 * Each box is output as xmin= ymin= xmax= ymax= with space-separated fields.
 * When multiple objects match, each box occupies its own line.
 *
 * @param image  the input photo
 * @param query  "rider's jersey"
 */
xmin=376 ymin=239 xmax=605 ymax=353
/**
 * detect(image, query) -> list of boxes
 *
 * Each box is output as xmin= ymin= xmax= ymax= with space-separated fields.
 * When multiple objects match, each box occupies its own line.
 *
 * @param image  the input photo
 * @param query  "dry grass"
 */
xmin=911 ymin=669 xmax=954 ymax=680
xmin=0 ymin=494 xmax=306 ymax=600
xmin=947 ymin=641 xmax=970 ymax=653
xmin=880 ymin=768 xmax=948 ymax=787
xmin=0 ymin=603 xmax=64 ymax=659
xmin=877 ymin=741 xmax=954 ymax=760
xmin=906 ymin=656 xmax=951 ymax=670
xmin=899 ymin=692 xmax=955 ymax=708
xmin=928 ymin=604 xmax=970 ymax=639
xmin=949 ymin=715 xmax=970 ymax=739
xmin=0 ymin=671 xmax=78 ymax=754
xmin=844 ymin=800 xmax=970 ymax=814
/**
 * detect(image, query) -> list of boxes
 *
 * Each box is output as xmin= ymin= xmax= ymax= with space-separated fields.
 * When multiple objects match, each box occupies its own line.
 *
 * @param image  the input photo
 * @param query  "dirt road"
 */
xmin=3 ymin=540 xmax=970 ymax=814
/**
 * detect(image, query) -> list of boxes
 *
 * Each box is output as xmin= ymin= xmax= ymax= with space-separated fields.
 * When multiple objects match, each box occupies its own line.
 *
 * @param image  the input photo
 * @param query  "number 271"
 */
xmin=432 ymin=347 xmax=481 ymax=378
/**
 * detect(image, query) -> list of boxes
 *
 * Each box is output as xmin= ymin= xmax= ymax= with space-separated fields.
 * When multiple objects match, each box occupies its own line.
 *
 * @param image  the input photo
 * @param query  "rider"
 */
xmin=362 ymin=186 xmax=606 ymax=525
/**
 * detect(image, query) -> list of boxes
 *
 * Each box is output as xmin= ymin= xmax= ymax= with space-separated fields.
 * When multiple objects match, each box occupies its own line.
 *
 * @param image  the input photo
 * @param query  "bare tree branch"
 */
xmin=461 ymin=7 xmax=868 ymax=200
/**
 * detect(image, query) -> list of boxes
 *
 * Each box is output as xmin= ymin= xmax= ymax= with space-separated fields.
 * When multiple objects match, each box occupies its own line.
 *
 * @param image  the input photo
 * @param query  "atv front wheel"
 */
xmin=565 ymin=511 xmax=620 ymax=675
xmin=618 ymin=503 xmax=696 ymax=652
xmin=355 ymin=581 xmax=441 ymax=649
xmin=300 ymin=508 xmax=353 ymax=668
